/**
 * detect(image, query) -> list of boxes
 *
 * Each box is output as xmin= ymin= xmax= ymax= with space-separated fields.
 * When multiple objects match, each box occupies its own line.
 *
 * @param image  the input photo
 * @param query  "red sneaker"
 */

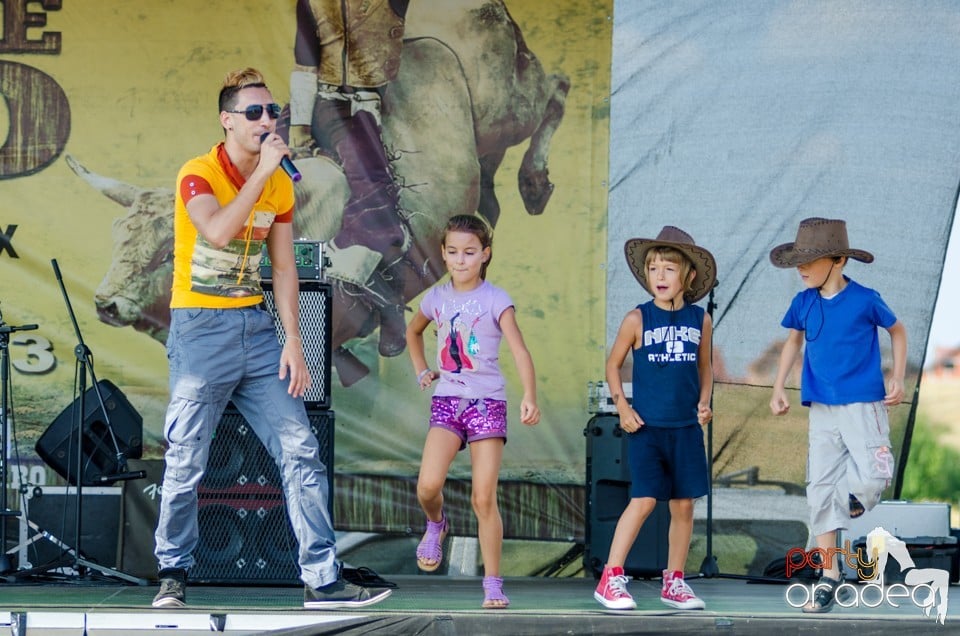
xmin=594 ymin=566 xmax=636 ymax=610
xmin=661 ymin=570 xmax=705 ymax=610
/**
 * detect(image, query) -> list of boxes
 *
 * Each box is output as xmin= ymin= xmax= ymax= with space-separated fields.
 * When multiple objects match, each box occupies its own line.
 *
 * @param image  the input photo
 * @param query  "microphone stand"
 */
xmin=0 ymin=311 xmax=37 ymax=575
xmin=697 ymin=281 xmax=783 ymax=583
xmin=13 ymin=260 xmax=146 ymax=585
xmin=699 ymin=283 xmax=720 ymax=577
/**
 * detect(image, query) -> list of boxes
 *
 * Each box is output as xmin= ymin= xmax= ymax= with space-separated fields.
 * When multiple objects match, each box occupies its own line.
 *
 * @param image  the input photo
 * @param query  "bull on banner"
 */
xmin=1 ymin=0 xmax=605 ymax=549
xmin=86 ymin=1 xmax=570 ymax=388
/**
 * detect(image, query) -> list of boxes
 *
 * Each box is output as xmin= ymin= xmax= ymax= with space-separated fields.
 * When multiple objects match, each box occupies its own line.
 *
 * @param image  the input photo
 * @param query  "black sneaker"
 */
xmin=152 ymin=568 xmax=187 ymax=608
xmin=342 ymin=566 xmax=398 ymax=589
xmin=849 ymin=494 xmax=866 ymax=518
xmin=304 ymin=577 xmax=392 ymax=610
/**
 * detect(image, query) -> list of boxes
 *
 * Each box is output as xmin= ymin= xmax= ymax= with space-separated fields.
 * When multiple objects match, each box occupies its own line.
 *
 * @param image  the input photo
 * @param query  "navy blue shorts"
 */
xmin=626 ymin=424 xmax=709 ymax=500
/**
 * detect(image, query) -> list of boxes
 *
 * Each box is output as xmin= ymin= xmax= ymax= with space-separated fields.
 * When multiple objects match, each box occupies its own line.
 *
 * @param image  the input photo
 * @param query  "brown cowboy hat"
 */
xmin=769 ymin=217 xmax=874 ymax=268
xmin=624 ymin=226 xmax=718 ymax=303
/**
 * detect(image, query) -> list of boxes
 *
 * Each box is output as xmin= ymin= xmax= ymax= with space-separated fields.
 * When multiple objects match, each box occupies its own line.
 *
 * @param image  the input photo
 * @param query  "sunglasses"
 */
xmin=225 ymin=103 xmax=282 ymax=121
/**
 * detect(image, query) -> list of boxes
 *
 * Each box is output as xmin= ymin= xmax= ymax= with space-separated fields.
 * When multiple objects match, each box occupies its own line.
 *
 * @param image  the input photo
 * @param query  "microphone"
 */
xmin=97 ymin=470 xmax=147 ymax=483
xmin=260 ymin=132 xmax=301 ymax=182
xmin=0 ymin=323 xmax=38 ymax=334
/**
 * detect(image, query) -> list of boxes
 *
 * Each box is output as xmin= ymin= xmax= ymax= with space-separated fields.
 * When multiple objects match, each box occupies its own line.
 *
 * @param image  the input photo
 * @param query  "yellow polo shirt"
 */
xmin=170 ymin=143 xmax=294 ymax=309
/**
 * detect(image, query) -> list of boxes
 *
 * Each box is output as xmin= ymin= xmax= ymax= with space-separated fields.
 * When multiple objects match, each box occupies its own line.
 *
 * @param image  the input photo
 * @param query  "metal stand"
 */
xmin=0 ymin=305 xmax=37 ymax=575
xmin=696 ymin=284 xmax=720 ymax=576
xmin=12 ymin=260 xmax=146 ymax=585
xmin=697 ymin=283 xmax=783 ymax=583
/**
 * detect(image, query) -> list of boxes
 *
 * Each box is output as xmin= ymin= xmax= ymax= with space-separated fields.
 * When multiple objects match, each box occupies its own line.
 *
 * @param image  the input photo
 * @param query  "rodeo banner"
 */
xmin=1 ymin=0 xmax=609 ymax=575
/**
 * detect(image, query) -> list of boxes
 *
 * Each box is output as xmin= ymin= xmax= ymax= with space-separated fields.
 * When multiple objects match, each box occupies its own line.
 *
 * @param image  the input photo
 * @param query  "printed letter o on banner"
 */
xmin=0 ymin=61 xmax=70 ymax=179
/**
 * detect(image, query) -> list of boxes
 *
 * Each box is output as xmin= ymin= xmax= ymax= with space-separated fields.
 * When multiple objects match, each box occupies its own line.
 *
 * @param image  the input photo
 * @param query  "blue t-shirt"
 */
xmin=631 ymin=301 xmax=705 ymax=428
xmin=781 ymin=277 xmax=897 ymax=406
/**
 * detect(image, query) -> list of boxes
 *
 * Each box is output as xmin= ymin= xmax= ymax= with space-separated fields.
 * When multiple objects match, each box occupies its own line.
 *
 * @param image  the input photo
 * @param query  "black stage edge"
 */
xmin=0 ymin=575 xmax=955 ymax=635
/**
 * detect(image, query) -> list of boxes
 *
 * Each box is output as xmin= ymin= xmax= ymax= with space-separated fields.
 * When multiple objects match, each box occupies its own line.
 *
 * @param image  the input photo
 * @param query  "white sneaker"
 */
xmin=661 ymin=570 xmax=705 ymax=610
xmin=594 ymin=566 xmax=637 ymax=610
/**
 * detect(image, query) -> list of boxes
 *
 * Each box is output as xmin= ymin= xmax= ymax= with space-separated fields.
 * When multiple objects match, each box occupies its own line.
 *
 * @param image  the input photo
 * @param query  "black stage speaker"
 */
xmin=191 ymin=405 xmax=335 ymax=584
xmin=23 ymin=486 xmax=121 ymax=570
xmin=583 ymin=414 xmax=669 ymax=579
xmin=262 ymin=280 xmax=332 ymax=410
xmin=35 ymin=379 xmax=143 ymax=486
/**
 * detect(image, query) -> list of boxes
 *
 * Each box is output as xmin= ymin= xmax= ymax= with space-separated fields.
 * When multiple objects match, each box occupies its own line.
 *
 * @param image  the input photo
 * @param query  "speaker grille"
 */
xmin=261 ymin=281 xmax=332 ymax=409
xmin=192 ymin=407 xmax=335 ymax=584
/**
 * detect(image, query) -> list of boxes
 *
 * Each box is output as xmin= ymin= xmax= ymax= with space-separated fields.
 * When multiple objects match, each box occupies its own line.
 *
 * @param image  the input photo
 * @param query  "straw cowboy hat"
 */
xmin=624 ymin=226 xmax=718 ymax=303
xmin=769 ymin=217 xmax=874 ymax=268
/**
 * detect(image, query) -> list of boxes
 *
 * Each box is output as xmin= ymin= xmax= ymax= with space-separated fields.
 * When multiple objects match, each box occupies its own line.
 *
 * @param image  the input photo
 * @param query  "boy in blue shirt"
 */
xmin=769 ymin=217 xmax=906 ymax=613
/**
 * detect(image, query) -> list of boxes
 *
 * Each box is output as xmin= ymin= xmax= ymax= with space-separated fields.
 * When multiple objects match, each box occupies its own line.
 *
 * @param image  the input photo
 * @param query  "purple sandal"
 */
xmin=482 ymin=575 xmax=510 ymax=609
xmin=415 ymin=512 xmax=449 ymax=572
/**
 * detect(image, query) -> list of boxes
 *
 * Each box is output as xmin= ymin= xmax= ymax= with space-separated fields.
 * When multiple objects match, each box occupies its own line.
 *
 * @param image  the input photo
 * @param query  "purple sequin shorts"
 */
xmin=429 ymin=396 xmax=507 ymax=450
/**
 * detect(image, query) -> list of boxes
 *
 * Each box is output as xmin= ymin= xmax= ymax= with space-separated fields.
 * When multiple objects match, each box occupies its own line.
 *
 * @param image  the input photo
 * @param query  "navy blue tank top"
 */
xmin=631 ymin=301 xmax=705 ymax=428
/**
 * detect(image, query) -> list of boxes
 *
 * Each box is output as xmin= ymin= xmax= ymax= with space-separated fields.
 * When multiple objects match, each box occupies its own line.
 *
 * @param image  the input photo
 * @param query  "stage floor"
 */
xmin=0 ymin=575 xmax=954 ymax=635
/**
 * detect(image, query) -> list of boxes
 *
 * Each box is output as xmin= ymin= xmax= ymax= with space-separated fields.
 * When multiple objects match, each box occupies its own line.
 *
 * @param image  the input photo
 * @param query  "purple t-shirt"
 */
xmin=419 ymin=280 xmax=514 ymax=400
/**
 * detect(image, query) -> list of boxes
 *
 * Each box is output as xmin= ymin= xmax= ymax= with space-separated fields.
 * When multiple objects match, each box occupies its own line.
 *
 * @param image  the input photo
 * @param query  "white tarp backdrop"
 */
xmin=607 ymin=1 xmax=960 ymax=507
xmin=609 ymin=1 xmax=960 ymax=378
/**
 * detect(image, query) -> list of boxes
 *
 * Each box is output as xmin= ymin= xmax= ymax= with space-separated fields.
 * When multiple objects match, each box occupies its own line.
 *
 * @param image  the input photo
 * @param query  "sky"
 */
xmin=926 ymin=213 xmax=959 ymax=365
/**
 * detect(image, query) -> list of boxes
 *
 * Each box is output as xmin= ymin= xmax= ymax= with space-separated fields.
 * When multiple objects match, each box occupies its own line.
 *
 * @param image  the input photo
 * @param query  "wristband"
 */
xmin=285 ymin=334 xmax=302 ymax=341
xmin=417 ymin=369 xmax=431 ymax=383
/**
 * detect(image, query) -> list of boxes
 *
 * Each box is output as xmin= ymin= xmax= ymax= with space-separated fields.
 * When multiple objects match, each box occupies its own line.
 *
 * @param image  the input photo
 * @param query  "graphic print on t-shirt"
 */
xmin=190 ymin=209 xmax=273 ymax=297
xmin=644 ymin=323 xmax=701 ymax=364
xmin=437 ymin=309 xmax=482 ymax=374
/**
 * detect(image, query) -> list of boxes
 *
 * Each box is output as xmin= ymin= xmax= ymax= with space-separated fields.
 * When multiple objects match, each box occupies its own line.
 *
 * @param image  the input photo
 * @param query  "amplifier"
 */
xmin=260 ymin=240 xmax=326 ymax=281
xmin=587 ymin=381 xmax=632 ymax=415
xmin=262 ymin=281 xmax=331 ymax=410
xmin=851 ymin=535 xmax=958 ymax=583
xmin=17 ymin=486 xmax=121 ymax=571
xmin=840 ymin=500 xmax=950 ymax=545
xmin=840 ymin=500 xmax=953 ymax=581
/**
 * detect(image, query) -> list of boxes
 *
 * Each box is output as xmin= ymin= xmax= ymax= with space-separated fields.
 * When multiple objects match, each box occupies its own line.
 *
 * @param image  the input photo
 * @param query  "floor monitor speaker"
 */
xmin=35 ymin=379 xmax=143 ymax=486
